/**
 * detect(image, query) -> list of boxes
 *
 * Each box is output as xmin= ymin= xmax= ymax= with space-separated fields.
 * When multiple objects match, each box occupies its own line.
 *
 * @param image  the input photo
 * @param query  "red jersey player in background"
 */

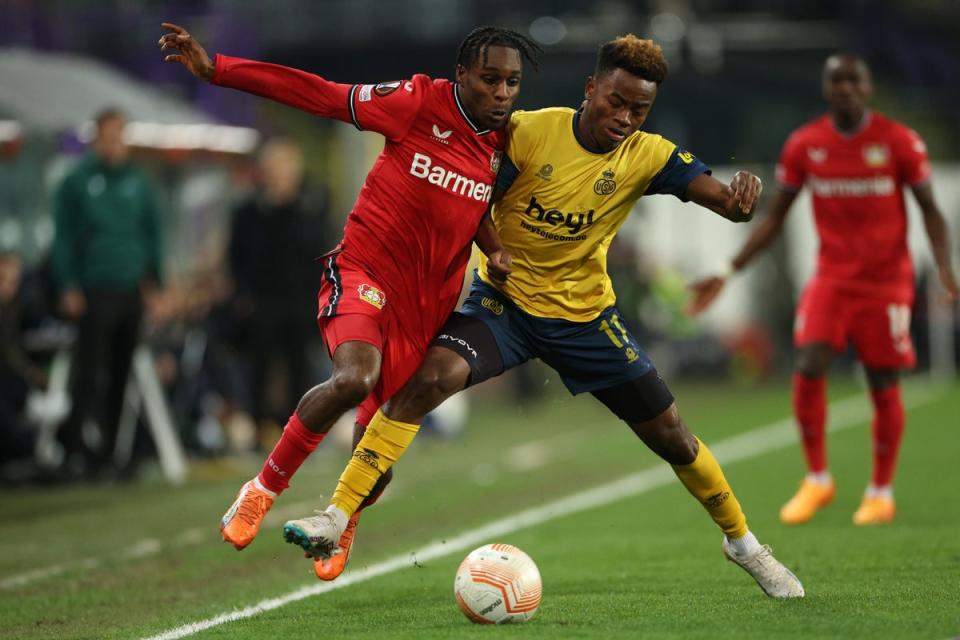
xmin=159 ymin=23 xmax=542 ymax=568
xmin=688 ymin=53 xmax=958 ymax=526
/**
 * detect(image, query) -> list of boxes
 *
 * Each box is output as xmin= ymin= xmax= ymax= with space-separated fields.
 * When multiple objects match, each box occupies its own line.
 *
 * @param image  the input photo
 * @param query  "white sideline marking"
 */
xmin=0 ymin=496 xmax=381 ymax=590
xmin=142 ymin=385 xmax=942 ymax=640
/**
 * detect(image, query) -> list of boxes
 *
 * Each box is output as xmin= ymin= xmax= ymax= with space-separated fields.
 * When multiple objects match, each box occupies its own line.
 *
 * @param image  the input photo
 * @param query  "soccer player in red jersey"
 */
xmin=688 ymin=53 xmax=958 ymax=526
xmin=159 ymin=23 xmax=542 ymax=555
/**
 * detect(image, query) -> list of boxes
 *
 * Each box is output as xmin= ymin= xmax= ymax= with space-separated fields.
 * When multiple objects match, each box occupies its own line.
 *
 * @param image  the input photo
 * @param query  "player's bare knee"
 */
xmin=421 ymin=352 xmax=469 ymax=398
xmin=329 ymin=368 xmax=378 ymax=406
xmin=795 ymin=344 xmax=831 ymax=378
xmin=392 ymin=350 xmax=467 ymax=419
xmin=866 ymin=368 xmax=899 ymax=390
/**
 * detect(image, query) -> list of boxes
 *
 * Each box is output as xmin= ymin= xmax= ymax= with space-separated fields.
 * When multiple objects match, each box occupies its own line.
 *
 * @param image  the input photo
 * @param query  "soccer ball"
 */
xmin=453 ymin=543 xmax=542 ymax=624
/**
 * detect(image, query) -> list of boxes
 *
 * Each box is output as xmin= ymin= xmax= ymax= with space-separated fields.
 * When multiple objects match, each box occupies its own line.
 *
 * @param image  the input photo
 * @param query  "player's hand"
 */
xmin=685 ymin=276 xmax=726 ymax=317
xmin=486 ymin=250 xmax=512 ymax=286
xmin=939 ymin=265 xmax=959 ymax=303
xmin=730 ymin=171 xmax=762 ymax=216
xmin=58 ymin=289 xmax=86 ymax=320
xmin=159 ymin=22 xmax=215 ymax=81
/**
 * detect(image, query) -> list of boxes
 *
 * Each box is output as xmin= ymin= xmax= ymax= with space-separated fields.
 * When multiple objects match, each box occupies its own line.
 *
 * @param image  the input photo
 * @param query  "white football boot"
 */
xmin=282 ymin=509 xmax=346 ymax=560
xmin=722 ymin=538 xmax=805 ymax=598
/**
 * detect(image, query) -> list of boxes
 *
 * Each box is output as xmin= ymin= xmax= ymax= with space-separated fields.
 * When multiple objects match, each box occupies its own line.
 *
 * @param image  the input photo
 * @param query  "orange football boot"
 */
xmin=220 ymin=479 xmax=276 ymax=550
xmin=852 ymin=495 xmax=895 ymax=525
xmin=779 ymin=478 xmax=836 ymax=525
xmin=314 ymin=511 xmax=362 ymax=580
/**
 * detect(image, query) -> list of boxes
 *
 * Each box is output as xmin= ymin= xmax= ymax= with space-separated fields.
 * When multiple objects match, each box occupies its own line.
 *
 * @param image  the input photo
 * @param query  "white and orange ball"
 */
xmin=453 ymin=543 xmax=542 ymax=624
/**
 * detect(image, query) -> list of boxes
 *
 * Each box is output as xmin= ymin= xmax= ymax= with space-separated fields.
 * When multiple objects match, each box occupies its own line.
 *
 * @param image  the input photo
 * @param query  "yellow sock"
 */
xmin=671 ymin=437 xmax=748 ymax=539
xmin=331 ymin=410 xmax=420 ymax=516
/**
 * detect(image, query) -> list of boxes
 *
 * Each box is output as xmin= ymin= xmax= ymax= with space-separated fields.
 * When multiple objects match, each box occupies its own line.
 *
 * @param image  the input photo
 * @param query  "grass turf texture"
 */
xmin=1 ymin=377 xmax=957 ymax=639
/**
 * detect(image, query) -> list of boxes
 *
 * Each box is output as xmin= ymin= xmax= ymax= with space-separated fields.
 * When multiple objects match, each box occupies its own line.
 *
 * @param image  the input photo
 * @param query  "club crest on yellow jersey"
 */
xmin=593 ymin=169 xmax=617 ymax=196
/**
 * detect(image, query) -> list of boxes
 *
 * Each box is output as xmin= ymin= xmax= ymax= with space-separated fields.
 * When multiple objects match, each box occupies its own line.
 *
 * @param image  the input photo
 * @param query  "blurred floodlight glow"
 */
xmin=75 ymin=121 xmax=259 ymax=153
xmin=650 ymin=12 xmax=687 ymax=43
xmin=529 ymin=16 xmax=567 ymax=45
xmin=0 ymin=120 xmax=22 ymax=142
xmin=0 ymin=218 xmax=22 ymax=250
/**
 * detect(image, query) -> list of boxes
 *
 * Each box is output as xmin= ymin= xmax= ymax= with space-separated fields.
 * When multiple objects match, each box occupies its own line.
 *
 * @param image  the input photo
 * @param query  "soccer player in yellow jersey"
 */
xmin=287 ymin=35 xmax=804 ymax=598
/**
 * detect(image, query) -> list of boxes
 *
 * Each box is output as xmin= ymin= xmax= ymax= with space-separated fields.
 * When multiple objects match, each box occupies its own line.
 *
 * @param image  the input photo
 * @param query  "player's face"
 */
xmin=455 ymin=45 xmax=523 ymax=130
xmin=822 ymin=56 xmax=872 ymax=121
xmin=94 ymin=115 xmax=130 ymax=166
xmin=581 ymin=68 xmax=657 ymax=152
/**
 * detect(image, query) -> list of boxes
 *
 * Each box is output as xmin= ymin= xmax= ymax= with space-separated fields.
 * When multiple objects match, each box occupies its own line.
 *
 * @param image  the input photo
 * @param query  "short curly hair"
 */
xmin=595 ymin=34 xmax=668 ymax=84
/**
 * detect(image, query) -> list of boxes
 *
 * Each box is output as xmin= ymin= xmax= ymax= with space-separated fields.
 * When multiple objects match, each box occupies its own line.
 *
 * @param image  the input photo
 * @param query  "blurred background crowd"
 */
xmin=1 ymin=0 xmax=957 ymax=484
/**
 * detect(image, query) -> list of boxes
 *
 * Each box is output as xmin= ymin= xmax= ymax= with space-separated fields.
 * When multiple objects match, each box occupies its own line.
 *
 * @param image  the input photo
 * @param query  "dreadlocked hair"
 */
xmin=457 ymin=26 xmax=543 ymax=72
xmin=595 ymin=34 xmax=668 ymax=84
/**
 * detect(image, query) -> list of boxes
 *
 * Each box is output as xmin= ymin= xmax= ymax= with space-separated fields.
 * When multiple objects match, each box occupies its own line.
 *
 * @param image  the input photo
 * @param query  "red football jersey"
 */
xmin=213 ymin=55 xmax=504 ymax=336
xmin=776 ymin=111 xmax=931 ymax=297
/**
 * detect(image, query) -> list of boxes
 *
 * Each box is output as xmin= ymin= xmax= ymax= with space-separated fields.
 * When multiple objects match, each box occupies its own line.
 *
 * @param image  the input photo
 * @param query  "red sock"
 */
xmin=257 ymin=412 xmax=326 ymax=494
xmin=870 ymin=385 xmax=905 ymax=487
xmin=793 ymin=374 xmax=827 ymax=473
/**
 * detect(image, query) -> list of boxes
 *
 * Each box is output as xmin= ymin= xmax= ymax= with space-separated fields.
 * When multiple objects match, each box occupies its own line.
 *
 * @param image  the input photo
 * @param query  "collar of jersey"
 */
xmin=572 ymin=110 xmax=611 ymax=155
xmin=830 ymin=109 xmax=873 ymax=139
xmin=452 ymin=84 xmax=492 ymax=135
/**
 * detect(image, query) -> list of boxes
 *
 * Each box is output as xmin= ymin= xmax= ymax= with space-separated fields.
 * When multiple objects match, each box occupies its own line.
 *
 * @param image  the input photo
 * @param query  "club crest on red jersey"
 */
xmin=490 ymin=150 xmax=502 ymax=173
xmin=358 ymin=284 xmax=386 ymax=309
xmin=807 ymin=147 xmax=827 ymax=163
xmin=862 ymin=144 xmax=890 ymax=168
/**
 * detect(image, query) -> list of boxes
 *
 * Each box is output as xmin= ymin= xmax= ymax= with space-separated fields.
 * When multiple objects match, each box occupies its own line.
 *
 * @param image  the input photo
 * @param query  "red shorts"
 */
xmin=316 ymin=251 xmax=435 ymax=427
xmin=794 ymin=278 xmax=915 ymax=370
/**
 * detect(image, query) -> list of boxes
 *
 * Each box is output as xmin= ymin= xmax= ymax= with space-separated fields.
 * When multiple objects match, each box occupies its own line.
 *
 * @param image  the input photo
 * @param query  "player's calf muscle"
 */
xmin=630 ymin=406 xmax=698 ymax=465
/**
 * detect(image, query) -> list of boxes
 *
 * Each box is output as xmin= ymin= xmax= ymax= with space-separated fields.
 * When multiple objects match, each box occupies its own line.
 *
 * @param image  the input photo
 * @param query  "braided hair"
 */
xmin=456 ymin=26 xmax=543 ymax=72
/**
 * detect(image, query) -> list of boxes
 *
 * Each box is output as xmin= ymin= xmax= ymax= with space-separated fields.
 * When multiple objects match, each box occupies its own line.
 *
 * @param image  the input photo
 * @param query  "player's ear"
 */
xmin=455 ymin=63 xmax=467 ymax=86
xmin=584 ymin=76 xmax=595 ymax=101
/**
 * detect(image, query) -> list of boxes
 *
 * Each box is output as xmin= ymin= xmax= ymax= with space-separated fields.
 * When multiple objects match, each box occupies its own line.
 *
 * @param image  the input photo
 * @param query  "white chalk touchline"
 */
xmin=142 ymin=384 xmax=942 ymax=640
xmin=0 ymin=496 xmax=357 ymax=590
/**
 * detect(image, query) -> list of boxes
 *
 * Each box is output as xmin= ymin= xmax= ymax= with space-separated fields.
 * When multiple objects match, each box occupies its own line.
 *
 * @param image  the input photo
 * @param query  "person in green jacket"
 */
xmin=51 ymin=108 xmax=164 ymax=478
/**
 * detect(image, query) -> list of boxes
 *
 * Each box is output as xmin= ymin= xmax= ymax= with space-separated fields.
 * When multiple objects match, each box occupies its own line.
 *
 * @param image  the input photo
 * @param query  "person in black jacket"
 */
xmin=227 ymin=138 xmax=333 ymax=446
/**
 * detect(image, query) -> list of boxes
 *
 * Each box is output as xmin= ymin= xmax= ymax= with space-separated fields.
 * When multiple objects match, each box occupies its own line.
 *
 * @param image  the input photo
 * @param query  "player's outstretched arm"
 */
xmin=686 ymin=171 xmax=763 ymax=222
xmin=686 ymin=189 xmax=797 ymax=316
xmin=161 ymin=23 xmax=400 ymax=131
xmin=159 ymin=22 xmax=215 ymax=81
xmin=912 ymin=182 xmax=959 ymax=301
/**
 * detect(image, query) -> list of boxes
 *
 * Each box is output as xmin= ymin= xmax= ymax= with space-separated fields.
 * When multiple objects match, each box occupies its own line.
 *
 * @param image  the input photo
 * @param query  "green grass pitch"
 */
xmin=1 ymin=376 xmax=958 ymax=639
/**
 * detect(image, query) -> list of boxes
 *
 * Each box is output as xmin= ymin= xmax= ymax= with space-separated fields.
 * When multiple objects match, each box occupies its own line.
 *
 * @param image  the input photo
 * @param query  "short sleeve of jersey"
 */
xmin=348 ymin=76 xmax=427 ymax=141
xmin=643 ymin=145 xmax=710 ymax=201
xmin=893 ymin=125 xmax=932 ymax=186
xmin=776 ymin=130 xmax=806 ymax=191
xmin=496 ymin=111 xmax=536 ymax=192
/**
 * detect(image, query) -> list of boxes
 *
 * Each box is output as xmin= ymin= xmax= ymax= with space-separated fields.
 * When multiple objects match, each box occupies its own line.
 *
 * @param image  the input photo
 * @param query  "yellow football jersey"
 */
xmin=478 ymin=107 xmax=707 ymax=321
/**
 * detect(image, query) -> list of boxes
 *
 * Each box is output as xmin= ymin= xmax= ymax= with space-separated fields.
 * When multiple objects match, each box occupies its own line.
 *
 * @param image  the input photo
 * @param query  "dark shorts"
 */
xmin=432 ymin=274 xmax=673 ymax=422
